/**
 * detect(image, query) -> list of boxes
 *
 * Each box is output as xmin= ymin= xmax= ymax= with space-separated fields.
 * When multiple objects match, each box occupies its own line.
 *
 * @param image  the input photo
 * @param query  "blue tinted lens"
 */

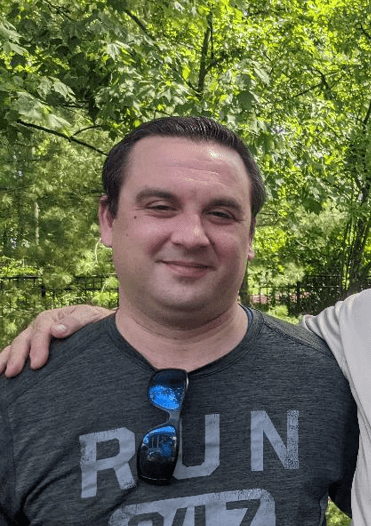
xmin=142 ymin=425 xmax=176 ymax=458
xmin=148 ymin=370 xmax=187 ymax=411
xmin=149 ymin=385 xmax=184 ymax=410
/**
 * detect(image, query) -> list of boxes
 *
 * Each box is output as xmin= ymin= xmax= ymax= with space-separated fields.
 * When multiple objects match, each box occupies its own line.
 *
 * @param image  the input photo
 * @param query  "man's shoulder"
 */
xmin=253 ymin=308 xmax=336 ymax=359
xmin=0 ymin=316 xmax=114 ymax=404
xmin=51 ymin=314 xmax=114 ymax=356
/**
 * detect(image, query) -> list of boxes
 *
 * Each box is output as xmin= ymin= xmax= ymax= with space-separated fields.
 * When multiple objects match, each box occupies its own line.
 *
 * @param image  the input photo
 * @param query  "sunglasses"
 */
xmin=137 ymin=369 xmax=189 ymax=485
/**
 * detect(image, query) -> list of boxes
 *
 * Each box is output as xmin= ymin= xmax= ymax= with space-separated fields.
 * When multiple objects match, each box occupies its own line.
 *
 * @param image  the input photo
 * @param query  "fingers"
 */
xmin=28 ymin=327 xmax=55 ymax=370
xmin=0 ymin=347 xmax=11 ymax=376
xmin=49 ymin=305 xmax=112 ymax=337
xmin=0 ymin=305 xmax=113 ymax=378
xmin=28 ymin=305 xmax=112 ymax=369
xmin=0 ymin=325 xmax=35 ymax=377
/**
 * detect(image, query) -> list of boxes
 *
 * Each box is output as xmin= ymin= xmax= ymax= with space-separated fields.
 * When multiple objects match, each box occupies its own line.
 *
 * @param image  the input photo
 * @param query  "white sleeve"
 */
xmin=300 ymin=289 xmax=371 ymax=392
xmin=301 ymin=289 xmax=371 ymax=526
xmin=301 ymin=300 xmax=347 ymax=374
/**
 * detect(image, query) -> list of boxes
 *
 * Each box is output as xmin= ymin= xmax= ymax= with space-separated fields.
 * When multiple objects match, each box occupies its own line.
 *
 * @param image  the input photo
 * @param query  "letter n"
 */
xmin=251 ymin=410 xmax=299 ymax=471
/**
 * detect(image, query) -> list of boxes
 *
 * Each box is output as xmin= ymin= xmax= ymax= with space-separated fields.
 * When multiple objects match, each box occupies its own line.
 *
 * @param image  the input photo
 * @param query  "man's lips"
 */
xmin=160 ymin=260 xmax=213 ymax=276
xmin=162 ymin=261 xmax=210 ymax=268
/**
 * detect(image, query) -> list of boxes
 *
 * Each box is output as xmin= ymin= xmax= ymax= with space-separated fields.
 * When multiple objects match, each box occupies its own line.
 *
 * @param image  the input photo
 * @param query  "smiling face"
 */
xmin=99 ymin=136 xmax=255 ymax=326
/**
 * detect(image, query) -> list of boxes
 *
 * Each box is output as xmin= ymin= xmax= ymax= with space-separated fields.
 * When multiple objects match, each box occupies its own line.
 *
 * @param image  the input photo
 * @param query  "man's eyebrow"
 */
xmin=135 ymin=188 xmax=177 ymax=202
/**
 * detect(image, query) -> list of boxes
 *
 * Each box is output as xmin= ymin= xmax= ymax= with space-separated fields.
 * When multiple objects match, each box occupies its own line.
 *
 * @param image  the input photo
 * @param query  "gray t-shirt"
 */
xmin=0 ymin=308 xmax=358 ymax=525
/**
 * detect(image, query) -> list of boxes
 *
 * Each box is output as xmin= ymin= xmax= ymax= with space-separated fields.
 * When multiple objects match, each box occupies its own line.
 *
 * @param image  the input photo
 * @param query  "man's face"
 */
xmin=100 ymin=136 xmax=255 ymax=324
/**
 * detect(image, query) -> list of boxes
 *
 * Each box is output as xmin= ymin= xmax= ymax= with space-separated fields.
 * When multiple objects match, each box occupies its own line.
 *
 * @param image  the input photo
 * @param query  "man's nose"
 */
xmin=170 ymin=214 xmax=211 ymax=249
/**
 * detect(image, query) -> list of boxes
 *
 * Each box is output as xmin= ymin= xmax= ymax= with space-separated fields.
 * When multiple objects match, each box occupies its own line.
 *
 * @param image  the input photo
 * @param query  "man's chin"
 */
xmin=152 ymin=295 xmax=233 ymax=323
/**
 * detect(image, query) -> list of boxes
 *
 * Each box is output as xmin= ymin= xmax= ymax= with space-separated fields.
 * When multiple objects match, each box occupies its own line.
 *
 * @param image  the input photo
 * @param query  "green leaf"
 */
xmin=52 ymin=79 xmax=75 ymax=101
xmin=182 ymin=65 xmax=191 ymax=80
xmin=237 ymin=89 xmax=254 ymax=111
xmin=46 ymin=113 xmax=70 ymax=130
xmin=253 ymin=65 xmax=270 ymax=85
xmin=3 ymin=41 xmax=26 ymax=55
xmin=13 ymin=92 xmax=45 ymax=120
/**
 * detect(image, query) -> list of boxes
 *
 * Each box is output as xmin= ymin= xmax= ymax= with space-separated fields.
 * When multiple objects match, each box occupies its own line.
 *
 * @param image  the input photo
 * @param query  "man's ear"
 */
xmin=247 ymin=240 xmax=255 ymax=262
xmin=247 ymin=220 xmax=255 ymax=261
xmin=99 ymin=196 xmax=114 ymax=248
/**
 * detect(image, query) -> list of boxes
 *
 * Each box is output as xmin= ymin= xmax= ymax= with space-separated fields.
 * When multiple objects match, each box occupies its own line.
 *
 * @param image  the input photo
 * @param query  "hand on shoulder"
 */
xmin=0 ymin=305 xmax=112 ymax=378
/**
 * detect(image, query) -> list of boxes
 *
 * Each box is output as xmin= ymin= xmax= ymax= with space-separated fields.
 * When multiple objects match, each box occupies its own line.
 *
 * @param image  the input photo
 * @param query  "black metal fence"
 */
xmin=2 ymin=273 xmax=370 ymax=316
xmin=0 ymin=275 xmax=119 ymax=316
xmin=2 ymin=272 xmax=371 ymax=347
xmin=0 ymin=275 xmax=121 ymax=347
xmin=251 ymin=274 xmax=371 ymax=315
xmin=246 ymin=274 xmax=344 ymax=315
xmin=2 ymin=272 xmax=371 ymax=348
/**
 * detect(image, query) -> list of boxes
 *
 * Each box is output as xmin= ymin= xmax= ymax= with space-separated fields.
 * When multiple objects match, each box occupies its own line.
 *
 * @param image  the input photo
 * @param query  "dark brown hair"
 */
xmin=102 ymin=116 xmax=266 ymax=233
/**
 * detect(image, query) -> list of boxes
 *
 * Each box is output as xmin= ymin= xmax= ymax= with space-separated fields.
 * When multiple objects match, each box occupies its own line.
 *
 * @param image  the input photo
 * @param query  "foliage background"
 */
xmin=2 ymin=0 xmax=371 ymax=291
xmin=0 ymin=2 xmax=368 ymax=521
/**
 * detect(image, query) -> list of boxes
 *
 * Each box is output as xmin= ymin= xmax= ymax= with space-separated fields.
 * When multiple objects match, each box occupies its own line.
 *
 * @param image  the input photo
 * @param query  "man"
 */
xmin=0 ymin=117 xmax=358 ymax=525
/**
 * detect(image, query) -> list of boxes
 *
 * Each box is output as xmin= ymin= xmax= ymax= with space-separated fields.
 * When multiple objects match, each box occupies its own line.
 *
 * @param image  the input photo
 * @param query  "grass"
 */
xmin=326 ymin=501 xmax=352 ymax=525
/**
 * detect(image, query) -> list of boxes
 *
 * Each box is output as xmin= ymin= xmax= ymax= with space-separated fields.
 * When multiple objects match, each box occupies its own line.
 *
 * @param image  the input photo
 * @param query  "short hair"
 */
xmin=102 ymin=116 xmax=266 ymax=233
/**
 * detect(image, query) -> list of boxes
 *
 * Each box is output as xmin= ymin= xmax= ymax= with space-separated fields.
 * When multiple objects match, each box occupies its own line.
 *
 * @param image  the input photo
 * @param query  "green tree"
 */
xmin=2 ymin=0 xmax=371 ymax=290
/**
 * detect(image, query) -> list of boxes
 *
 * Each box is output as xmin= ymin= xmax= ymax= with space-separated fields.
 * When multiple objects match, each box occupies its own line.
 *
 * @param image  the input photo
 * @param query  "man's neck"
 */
xmin=114 ymin=302 xmax=249 ymax=371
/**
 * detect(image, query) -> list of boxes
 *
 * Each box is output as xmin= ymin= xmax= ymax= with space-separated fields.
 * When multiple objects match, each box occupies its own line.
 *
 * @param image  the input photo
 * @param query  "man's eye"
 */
xmin=209 ymin=210 xmax=234 ymax=220
xmin=147 ymin=203 xmax=174 ymax=212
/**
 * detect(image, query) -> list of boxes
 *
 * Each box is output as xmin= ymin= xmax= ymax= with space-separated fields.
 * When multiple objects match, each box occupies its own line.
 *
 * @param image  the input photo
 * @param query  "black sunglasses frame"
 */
xmin=137 ymin=368 xmax=189 ymax=485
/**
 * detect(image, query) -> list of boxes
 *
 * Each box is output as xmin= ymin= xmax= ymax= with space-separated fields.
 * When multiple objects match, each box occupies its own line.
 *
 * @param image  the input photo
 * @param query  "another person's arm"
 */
xmin=0 ymin=305 xmax=111 ymax=377
xmin=301 ymin=289 xmax=371 ymax=526
xmin=301 ymin=290 xmax=371 ymax=398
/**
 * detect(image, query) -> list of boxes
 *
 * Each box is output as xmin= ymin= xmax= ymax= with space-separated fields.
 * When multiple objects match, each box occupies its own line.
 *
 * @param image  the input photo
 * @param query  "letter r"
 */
xmin=80 ymin=427 xmax=136 ymax=498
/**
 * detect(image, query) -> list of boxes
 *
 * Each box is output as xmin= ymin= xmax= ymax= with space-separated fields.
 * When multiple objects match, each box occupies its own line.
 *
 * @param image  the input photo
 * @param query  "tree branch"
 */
xmin=123 ymin=9 xmax=151 ymax=37
xmin=273 ymin=81 xmax=322 ymax=104
xmin=360 ymin=24 xmax=371 ymax=41
xmin=363 ymin=98 xmax=371 ymax=127
xmin=16 ymin=120 xmax=107 ymax=156
xmin=72 ymin=125 xmax=105 ymax=137
xmin=358 ymin=258 xmax=371 ymax=280
xmin=41 ymin=0 xmax=74 ymax=20
xmin=197 ymin=14 xmax=212 ymax=97
xmin=312 ymin=67 xmax=335 ymax=99
xmin=121 ymin=7 xmax=200 ymax=95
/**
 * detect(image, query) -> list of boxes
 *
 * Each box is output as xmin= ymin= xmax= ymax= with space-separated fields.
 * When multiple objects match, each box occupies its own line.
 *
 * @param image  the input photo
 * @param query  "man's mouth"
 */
xmin=161 ymin=260 xmax=212 ymax=276
xmin=164 ymin=261 xmax=209 ymax=268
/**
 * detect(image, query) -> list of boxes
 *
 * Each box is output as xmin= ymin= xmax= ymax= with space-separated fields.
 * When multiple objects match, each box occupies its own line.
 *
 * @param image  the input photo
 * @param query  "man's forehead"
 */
xmin=129 ymin=136 xmax=247 ymax=174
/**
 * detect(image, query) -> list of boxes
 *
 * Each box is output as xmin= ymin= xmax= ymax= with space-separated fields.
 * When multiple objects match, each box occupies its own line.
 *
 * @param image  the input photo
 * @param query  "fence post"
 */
xmin=40 ymin=283 xmax=46 ymax=298
xmin=296 ymin=281 xmax=301 ymax=313
xmin=239 ymin=269 xmax=249 ymax=305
